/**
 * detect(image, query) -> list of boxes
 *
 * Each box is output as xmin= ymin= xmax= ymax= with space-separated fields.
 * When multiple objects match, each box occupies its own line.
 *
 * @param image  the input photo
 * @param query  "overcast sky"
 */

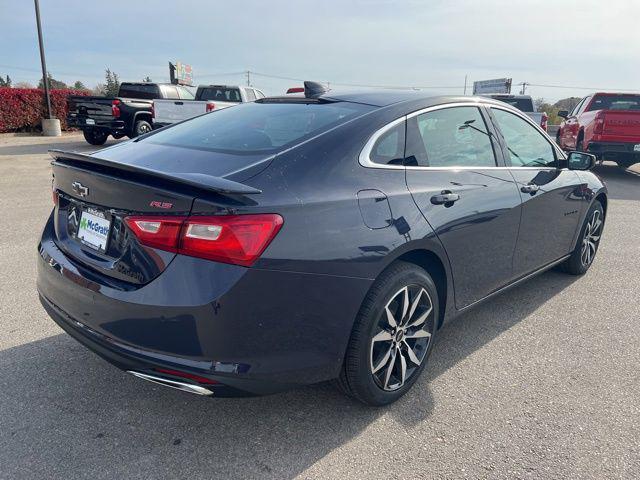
xmin=1 ymin=0 xmax=638 ymax=102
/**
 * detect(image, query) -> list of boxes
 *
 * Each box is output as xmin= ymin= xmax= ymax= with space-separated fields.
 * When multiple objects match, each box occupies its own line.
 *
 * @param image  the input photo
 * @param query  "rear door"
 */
xmin=487 ymin=105 xmax=584 ymax=277
xmin=404 ymin=104 xmax=523 ymax=309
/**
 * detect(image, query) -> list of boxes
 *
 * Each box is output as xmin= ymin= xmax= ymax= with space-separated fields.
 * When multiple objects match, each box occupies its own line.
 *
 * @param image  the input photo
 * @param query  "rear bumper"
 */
xmin=36 ymin=215 xmax=372 ymax=396
xmin=587 ymin=141 xmax=640 ymax=161
xmin=67 ymin=117 xmax=126 ymax=133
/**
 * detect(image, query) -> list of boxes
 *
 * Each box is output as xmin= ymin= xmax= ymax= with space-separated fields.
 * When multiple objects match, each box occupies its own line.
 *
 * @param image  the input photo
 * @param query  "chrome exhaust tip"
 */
xmin=127 ymin=371 xmax=214 ymax=396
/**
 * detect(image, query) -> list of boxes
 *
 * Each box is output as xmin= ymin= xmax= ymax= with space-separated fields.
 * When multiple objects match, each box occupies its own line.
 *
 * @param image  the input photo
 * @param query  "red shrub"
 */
xmin=0 ymin=87 xmax=91 ymax=133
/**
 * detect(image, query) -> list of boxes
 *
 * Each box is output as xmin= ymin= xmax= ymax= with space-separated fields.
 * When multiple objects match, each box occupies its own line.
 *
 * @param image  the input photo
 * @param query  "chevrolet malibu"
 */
xmin=38 ymin=82 xmax=607 ymax=406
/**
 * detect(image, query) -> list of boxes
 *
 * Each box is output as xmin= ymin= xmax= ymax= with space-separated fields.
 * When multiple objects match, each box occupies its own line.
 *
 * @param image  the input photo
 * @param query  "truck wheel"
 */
xmin=83 ymin=129 xmax=109 ymax=145
xmin=132 ymin=120 xmax=152 ymax=138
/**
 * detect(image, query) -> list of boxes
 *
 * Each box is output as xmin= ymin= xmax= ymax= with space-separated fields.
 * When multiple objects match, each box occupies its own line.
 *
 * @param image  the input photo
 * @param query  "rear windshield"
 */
xmin=491 ymin=96 xmax=534 ymax=112
xmin=197 ymin=87 xmax=242 ymax=103
xmin=118 ymin=84 xmax=160 ymax=99
xmin=587 ymin=94 xmax=640 ymax=111
xmin=143 ymin=101 xmax=374 ymax=154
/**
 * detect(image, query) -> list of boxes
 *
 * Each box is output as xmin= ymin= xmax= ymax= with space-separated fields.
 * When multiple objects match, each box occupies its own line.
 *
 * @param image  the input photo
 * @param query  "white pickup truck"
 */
xmin=152 ymin=85 xmax=266 ymax=127
xmin=481 ymin=94 xmax=549 ymax=131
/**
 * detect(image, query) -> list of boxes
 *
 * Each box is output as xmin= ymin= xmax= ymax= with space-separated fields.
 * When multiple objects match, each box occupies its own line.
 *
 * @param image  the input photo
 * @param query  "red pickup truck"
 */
xmin=556 ymin=92 xmax=640 ymax=168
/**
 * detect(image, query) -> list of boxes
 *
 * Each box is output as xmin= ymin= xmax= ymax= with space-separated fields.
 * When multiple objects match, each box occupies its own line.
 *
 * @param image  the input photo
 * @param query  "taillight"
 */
xmin=594 ymin=111 xmax=605 ymax=134
xmin=286 ymin=87 xmax=304 ymax=94
xmin=540 ymin=112 xmax=548 ymax=131
xmin=124 ymin=214 xmax=284 ymax=267
xmin=206 ymin=102 xmax=215 ymax=112
xmin=111 ymin=99 xmax=121 ymax=118
xmin=124 ymin=216 xmax=184 ymax=252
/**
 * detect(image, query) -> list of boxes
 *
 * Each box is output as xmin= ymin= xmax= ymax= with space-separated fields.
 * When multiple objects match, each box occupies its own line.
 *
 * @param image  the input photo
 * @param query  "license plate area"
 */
xmin=76 ymin=207 xmax=111 ymax=252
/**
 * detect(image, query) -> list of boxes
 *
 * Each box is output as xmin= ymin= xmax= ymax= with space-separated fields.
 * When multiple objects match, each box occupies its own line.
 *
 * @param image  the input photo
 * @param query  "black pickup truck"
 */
xmin=67 ymin=82 xmax=194 ymax=145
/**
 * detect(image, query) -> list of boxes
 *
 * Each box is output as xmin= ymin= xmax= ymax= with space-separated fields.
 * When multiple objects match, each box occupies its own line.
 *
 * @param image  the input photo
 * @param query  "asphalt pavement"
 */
xmin=0 ymin=133 xmax=638 ymax=479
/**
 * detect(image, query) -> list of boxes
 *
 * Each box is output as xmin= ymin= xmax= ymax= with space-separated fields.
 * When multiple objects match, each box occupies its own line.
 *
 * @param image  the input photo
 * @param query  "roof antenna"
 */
xmin=304 ymin=81 xmax=329 ymax=98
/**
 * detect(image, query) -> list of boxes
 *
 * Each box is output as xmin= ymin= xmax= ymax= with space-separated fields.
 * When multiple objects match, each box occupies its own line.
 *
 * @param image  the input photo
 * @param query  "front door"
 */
xmin=488 ymin=106 xmax=584 ymax=277
xmin=404 ymin=105 xmax=523 ymax=309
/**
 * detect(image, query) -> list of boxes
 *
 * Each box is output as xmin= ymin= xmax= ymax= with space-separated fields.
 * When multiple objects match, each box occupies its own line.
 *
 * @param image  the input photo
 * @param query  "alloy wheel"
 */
xmin=370 ymin=285 xmax=433 ymax=391
xmin=581 ymin=209 xmax=602 ymax=267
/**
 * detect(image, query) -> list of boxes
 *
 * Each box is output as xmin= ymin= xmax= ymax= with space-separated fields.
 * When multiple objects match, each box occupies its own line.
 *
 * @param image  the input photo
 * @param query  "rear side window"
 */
xmin=406 ymin=107 xmax=496 ymax=168
xmin=162 ymin=86 xmax=180 ymax=99
xmin=144 ymin=101 xmax=373 ymax=154
xmin=197 ymin=87 xmax=242 ymax=103
xmin=370 ymin=122 xmax=405 ymax=165
xmin=177 ymin=86 xmax=195 ymax=100
xmin=492 ymin=97 xmax=534 ymax=112
xmin=586 ymin=94 xmax=640 ymax=111
xmin=245 ymin=89 xmax=257 ymax=101
xmin=118 ymin=84 xmax=160 ymax=99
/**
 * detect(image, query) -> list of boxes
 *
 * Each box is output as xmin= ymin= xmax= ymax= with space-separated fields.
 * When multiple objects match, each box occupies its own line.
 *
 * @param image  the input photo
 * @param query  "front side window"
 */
xmin=491 ymin=108 xmax=556 ymax=168
xmin=406 ymin=106 xmax=496 ymax=168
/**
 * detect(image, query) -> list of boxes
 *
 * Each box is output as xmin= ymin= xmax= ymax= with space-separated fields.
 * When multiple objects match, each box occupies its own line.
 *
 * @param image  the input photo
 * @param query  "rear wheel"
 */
xmin=560 ymin=201 xmax=604 ymax=275
xmin=337 ymin=262 xmax=438 ymax=406
xmin=131 ymin=119 xmax=152 ymax=138
xmin=82 ymin=128 xmax=109 ymax=145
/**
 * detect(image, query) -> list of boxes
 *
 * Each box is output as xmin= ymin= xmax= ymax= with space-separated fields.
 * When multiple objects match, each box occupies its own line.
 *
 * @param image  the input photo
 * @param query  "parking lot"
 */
xmin=0 ymin=132 xmax=638 ymax=479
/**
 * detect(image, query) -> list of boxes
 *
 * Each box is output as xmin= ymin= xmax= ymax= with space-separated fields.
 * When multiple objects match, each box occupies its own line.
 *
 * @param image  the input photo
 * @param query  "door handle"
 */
xmin=430 ymin=191 xmax=460 ymax=205
xmin=521 ymin=183 xmax=540 ymax=194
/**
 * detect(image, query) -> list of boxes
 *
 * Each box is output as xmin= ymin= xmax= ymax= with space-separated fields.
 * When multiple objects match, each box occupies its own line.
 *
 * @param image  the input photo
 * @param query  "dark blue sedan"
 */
xmin=38 ymin=82 xmax=607 ymax=405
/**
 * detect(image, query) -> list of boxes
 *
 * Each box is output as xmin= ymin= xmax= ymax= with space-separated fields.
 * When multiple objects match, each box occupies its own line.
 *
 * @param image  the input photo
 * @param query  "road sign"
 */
xmin=473 ymin=78 xmax=512 ymax=95
xmin=169 ymin=61 xmax=193 ymax=86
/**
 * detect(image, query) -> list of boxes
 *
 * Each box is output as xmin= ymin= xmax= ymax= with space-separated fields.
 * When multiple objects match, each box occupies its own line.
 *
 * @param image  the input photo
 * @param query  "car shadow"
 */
xmin=0 ymin=270 xmax=578 ymax=479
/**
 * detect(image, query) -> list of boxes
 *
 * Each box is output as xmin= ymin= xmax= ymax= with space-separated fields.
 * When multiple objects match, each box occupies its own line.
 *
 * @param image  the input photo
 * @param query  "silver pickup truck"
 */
xmin=481 ymin=94 xmax=548 ymax=132
xmin=153 ymin=85 xmax=266 ymax=127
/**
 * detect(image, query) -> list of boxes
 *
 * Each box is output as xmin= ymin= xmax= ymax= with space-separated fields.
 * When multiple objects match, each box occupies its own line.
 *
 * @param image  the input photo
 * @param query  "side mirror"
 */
xmin=557 ymin=110 xmax=569 ymax=119
xmin=567 ymin=151 xmax=596 ymax=171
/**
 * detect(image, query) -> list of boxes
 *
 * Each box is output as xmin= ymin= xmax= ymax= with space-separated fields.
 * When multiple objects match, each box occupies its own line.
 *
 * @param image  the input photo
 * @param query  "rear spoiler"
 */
xmin=49 ymin=149 xmax=262 ymax=195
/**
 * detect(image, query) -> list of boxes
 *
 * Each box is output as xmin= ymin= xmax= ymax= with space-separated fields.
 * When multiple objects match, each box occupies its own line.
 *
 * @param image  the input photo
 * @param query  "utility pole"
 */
xmin=520 ymin=82 xmax=528 ymax=95
xmin=246 ymin=70 xmax=251 ymax=87
xmin=463 ymin=75 xmax=468 ymax=95
xmin=34 ymin=0 xmax=52 ymax=119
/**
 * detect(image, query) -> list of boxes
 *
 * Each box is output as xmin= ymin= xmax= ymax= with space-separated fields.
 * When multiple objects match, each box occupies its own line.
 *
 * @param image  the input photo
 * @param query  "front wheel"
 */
xmin=560 ymin=201 xmax=604 ymax=275
xmin=337 ymin=262 xmax=438 ymax=406
xmin=82 ymin=128 xmax=109 ymax=145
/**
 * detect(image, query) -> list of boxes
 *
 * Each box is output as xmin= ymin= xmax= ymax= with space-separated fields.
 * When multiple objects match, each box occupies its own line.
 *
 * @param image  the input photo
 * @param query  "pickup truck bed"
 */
xmin=557 ymin=93 xmax=640 ymax=168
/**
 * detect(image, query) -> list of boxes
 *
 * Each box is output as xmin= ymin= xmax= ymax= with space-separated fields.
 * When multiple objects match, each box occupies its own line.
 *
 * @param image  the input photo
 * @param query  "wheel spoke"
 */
xmin=406 ymin=304 xmax=432 ymax=329
xmin=407 ymin=288 xmax=425 ymax=323
xmin=581 ymin=244 xmax=589 ymax=265
xmin=383 ymin=349 xmax=397 ymax=390
xmin=398 ymin=349 xmax=407 ymax=387
xmin=372 ymin=330 xmax=392 ymax=343
xmin=400 ymin=287 xmax=410 ymax=324
xmin=384 ymin=305 xmax=397 ymax=329
xmin=405 ymin=330 xmax=431 ymax=340
xmin=403 ymin=340 xmax=421 ymax=365
xmin=371 ymin=343 xmax=393 ymax=374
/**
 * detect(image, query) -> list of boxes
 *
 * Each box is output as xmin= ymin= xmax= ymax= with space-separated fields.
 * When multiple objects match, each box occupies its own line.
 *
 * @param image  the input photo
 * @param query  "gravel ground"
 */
xmin=0 ymin=133 xmax=638 ymax=479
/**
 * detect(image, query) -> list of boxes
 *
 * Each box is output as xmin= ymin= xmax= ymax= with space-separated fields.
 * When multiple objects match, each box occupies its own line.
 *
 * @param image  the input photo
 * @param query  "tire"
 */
xmin=131 ymin=119 xmax=152 ymax=138
xmin=82 ymin=128 xmax=109 ymax=146
xmin=560 ymin=201 xmax=604 ymax=275
xmin=337 ymin=262 xmax=439 ymax=406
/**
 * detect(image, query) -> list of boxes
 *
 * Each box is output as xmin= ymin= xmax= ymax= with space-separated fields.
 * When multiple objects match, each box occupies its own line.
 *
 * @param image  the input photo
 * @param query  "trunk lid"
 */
xmin=50 ymin=147 xmax=266 ymax=286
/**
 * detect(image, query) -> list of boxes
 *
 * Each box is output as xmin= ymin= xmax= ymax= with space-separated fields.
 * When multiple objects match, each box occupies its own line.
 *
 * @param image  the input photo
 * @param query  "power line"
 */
xmin=518 ymin=82 xmax=640 ymax=93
